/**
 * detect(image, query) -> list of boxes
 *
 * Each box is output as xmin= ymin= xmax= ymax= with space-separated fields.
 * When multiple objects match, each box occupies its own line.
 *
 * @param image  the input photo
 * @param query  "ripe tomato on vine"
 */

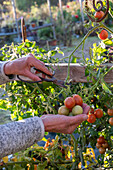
xmin=94 ymin=109 xmax=103 ymax=118
xmin=96 ymin=143 xmax=102 ymax=149
xmin=109 ymin=117 xmax=113 ymax=126
xmin=99 ymin=30 xmax=108 ymax=40
xmin=94 ymin=11 xmax=104 ymax=19
xmin=99 ymin=147 xmax=106 ymax=154
xmin=107 ymin=109 xmax=113 ymax=116
xmin=87 ymin=114 xmax=96 ymax=123
xmin=97 ymin=136 xmax=105 ymax=144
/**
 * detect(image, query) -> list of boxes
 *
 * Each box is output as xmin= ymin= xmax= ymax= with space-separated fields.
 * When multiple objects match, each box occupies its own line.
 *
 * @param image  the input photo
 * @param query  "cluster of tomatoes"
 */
xmin=58 ymin=94 xmax=83 ymax=116
xmin=87 ymin=108 xmax=103 ymax=123
xmin=107 ymin=109 xmax=113 ymax=126
xmin=96 ymin=136 xmax=109 ymax=154
xmin=94 ymin=10 xmax=108 ymax=40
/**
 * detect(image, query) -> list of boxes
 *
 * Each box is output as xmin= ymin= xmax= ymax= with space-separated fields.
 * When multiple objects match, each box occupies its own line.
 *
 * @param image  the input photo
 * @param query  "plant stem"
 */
xmin=66 ymin=24 xmax=113 ymax=82
xmin=70 ymin=134 xmax=78 ymax=169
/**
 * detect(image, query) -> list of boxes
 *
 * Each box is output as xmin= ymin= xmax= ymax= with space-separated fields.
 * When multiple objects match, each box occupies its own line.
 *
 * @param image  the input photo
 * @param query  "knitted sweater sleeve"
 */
xmin=0 ymin=61 xmax=16 ymax=85
xmin=0 ymin=61 xmax=45 ymax=158
xmin=0 ymin=117 xmax=45 ymax=159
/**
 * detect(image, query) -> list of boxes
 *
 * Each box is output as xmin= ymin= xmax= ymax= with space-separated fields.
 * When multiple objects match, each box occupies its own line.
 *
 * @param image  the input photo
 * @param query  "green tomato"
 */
xmin=58 ymin=105 xmax=69 ymax=116
xmin=72 ymin=105 xmax=83 ymax=115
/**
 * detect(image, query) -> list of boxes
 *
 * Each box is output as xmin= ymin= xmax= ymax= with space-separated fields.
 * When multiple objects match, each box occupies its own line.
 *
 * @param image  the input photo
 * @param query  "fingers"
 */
xmin=24 ymin=70 xmax=42 ymax=81
xmin=27 ymin=54 xmax=45 ymax=66
xmin=82 ymin=103 xmax=90 ymax=115
xmin=69 ymin=114 xmax=88 ymax=125
xmin=27 ymin=54 xmax=52 ymax=76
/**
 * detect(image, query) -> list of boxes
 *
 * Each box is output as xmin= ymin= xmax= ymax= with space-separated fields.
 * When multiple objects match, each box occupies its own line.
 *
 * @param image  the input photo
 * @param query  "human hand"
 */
xmin=41 ymin=103 xmax=90 ymax=134
xmin=4 ymin=54 xmax=52 ymax=81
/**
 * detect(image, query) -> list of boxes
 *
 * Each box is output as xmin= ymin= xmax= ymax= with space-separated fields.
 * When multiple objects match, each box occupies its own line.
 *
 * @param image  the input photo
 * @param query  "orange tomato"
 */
xmin=99 ymin=30 xmax=108 ymax=40
xmin=94 ymin=11 xmax=104 ymax=19
xmin=94 ymin=109 xmax=103 ymax=118
xmin=107 ymin=109 xmax=113 ymax=116
xmin=96 ymin=143 xmax=102 ymax=149
xmin=72 ymin=94 xmax=83 ymax=106
xmin=87 ymin=114 xmax=96 ymax=123
xmin=99 ymin=147 xmax=106 ymax=154
xmin=102 ymin=142 xmax=109 ymax=149
xmin=97 ymin=136 xmax=105 ymax=144
xmin=109 ymin=117 xmax=113 ymax=126
xmin=64 ymin=97 xmax=75 ymax=109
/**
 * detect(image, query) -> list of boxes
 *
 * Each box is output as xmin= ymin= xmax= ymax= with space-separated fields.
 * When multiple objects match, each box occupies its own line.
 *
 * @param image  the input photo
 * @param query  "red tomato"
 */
xmin=87 ymin=114 xmax=96 ymax=123
xmin=72 ymin=94 xmax=83 ymax=106
xmin=99 ymin=30 xmax=108 ymax=40
xmin=96 ymin=143 xmax=102 ymax=149
xmin=66 ymin=5 xmax=70 ymax=8
xmin=75 ymin=15 xmax=79 ymax=18
xmin=31 ymin=23 xmax=36 ymax=28
xmin=107 ymin=109 xmax=113 ymax=116
xmin=97 ymin=136 xmax=105 ymax=144
xmin=102 ymin=142 xmax=109 ymax=149
xmin=109 ymin=117 xmax=113 ymax=126
xmin=94 ymin=109 xmax=103 ymax=118
xmin=64 ymin=97 xmax=75 ymax=109
xmin=99 ymin=147 xmax=106 ymax=154
xmin=94 ymin=11 xmax=104 ymax=19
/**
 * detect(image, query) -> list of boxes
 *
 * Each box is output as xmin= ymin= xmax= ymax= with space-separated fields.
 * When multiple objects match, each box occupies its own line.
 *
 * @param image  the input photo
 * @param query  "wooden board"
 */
xmin=52 ymin=63 xmax=113 ymax=83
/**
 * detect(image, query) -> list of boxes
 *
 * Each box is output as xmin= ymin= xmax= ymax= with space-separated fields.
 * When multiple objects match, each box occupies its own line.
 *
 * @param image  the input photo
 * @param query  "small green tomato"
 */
xmin=58 ymin=105 xmax=69 ymax=116
xmin=72 ymin=105 xmax=83 ymax=115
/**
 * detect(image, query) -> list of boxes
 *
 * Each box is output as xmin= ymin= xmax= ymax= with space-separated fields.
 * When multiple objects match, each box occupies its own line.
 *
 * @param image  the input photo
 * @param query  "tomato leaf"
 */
xmin=101 ymin=81 xmax=113 ymax=95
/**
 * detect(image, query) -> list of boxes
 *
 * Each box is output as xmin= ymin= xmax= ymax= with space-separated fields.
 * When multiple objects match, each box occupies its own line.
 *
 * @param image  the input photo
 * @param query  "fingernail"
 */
xmin=83 ymin=114 xmax=88 ymax=121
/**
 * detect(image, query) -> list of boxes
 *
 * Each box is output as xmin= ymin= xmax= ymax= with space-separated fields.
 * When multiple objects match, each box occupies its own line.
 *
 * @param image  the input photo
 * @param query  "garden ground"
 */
xmin=52 ymin=36 xmax=99 ymax=62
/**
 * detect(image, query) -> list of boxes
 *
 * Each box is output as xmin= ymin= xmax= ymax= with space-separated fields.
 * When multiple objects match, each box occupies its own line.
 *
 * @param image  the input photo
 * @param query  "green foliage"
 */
xmin=38 ymin=27 xmax=53 ymax=40
xmin=0 ymin=1 xmax=113 ymax=169
xmin=1 ymin=37 xmax=113 ymax=169
xmin=55 ymin=10 xmax=74 ymax=46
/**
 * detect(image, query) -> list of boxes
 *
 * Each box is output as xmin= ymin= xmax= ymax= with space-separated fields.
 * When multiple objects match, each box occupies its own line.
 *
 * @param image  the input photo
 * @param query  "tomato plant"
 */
xmin=0 ymin=2 xmax=113 ymax=169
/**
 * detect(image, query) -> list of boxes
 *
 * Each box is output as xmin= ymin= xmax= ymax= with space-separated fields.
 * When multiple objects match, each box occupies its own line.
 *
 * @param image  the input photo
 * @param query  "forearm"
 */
xmin=0 ymin=61 xmax=16 ymax=85
xmin=0 ymin=117 xmax=45 ymax=158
